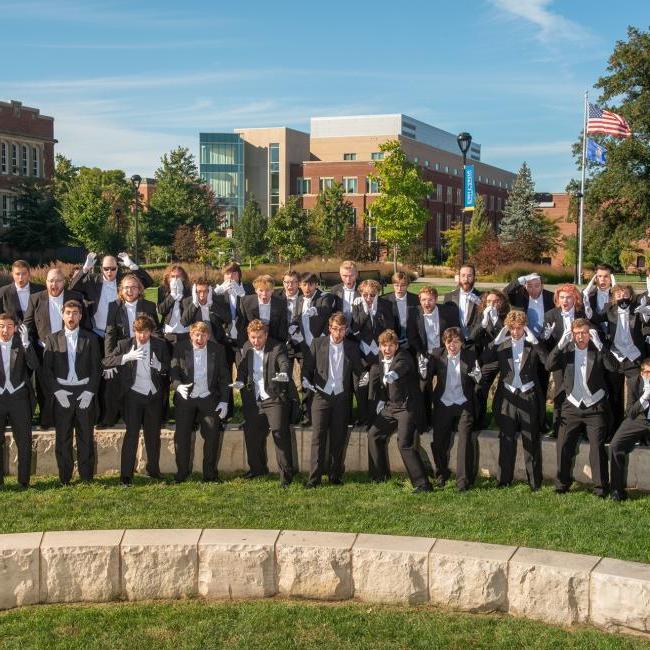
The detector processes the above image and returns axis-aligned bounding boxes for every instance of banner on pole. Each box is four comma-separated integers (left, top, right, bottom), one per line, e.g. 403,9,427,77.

463,164,475,212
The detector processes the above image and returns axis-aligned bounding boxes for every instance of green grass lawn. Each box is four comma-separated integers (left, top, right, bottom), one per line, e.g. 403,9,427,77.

0,600,646,650
1,473,648,563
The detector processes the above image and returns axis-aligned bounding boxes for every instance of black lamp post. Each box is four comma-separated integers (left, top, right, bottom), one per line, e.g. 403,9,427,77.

456,132,472,266
130,174,142,262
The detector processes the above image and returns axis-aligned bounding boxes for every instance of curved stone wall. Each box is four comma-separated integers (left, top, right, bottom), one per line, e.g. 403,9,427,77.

3,427,650,492
0,528,648,637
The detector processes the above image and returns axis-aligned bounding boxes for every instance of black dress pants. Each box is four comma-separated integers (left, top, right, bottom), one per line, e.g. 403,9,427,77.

368,405,431,490
431,402,476,489
121,389,163,479
174,394,222,481
0,387,32,485
556,400,609,493
242,394,293,481
610,416,650,493
495,389,542,489
308,391,350,483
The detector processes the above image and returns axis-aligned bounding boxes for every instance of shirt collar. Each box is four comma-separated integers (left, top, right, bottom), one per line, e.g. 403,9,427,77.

49,293,63,302
0,339,12,346
15,283,29,292
64,327,78,337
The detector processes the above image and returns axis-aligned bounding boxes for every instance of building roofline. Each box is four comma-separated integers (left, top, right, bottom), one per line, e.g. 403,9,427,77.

0,100,54,122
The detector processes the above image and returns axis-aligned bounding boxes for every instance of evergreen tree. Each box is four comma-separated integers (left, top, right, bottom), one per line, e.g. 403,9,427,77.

265,196,309,269
232,195,267,259
309,181,354,255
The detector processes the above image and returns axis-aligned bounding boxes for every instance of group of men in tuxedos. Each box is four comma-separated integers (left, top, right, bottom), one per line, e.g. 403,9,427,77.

0,255,647,501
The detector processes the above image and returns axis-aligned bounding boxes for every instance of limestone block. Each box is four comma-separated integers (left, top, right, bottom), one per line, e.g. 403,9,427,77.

121,528,201,601
0,532,42,609
429,539,516,612
198,529,279,599
627,445,650,492
573,439,595,485
140,428,177,474
352,533,434,604
93,429,125,476
33,432,59,477
590,558,650,635
276,530,356,600
344,426,367,473
508,547,600,625
209,427,246,474
476,430,500,479
40,530,123,603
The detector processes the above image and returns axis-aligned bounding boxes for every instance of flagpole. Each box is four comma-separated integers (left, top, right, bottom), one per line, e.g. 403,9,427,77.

577,90,588,284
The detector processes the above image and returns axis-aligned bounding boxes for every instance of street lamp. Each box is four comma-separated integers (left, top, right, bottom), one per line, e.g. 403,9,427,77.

456,132,472,267
130,174,142,262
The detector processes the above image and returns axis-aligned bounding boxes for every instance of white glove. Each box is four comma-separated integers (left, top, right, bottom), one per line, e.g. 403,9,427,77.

641,382,650,402
205,288,213,307
54,389,72,408
558,328,573,350
291,331,304,344
103,367,117,380
150,353,162,372
481,306,496,329
302,378,316,392
584,302,593,320
524,326,538,345
611,273,617,287
303,306,317,318
376,400,385,414
176,383,192,399
494,326,510,345
77,390,94,410
213,281,228,296
231,282,246,298
383,370,399,385
352,297,364,306
122,346,145,364
170,277,184,301
468,360,482,384
517,275,528,286
229,380,244,390
288,324,299,335
83,251,97,272
358,371,369,387
18,323,30,348
634,304,650,321
272,372,289,383
192,284,199,308
215,402,228,419
589,329,603,351
118,252,137,270
583,274,596,299
541,322,556,341
467,293,481,305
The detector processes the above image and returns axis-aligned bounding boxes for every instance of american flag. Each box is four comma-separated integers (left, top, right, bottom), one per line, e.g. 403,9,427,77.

586,104,632,138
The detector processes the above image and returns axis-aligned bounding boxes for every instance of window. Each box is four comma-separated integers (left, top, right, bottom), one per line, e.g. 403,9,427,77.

478,175,482,182
490,195,495,210
21,146,27,176
32,147,39,177
11,145,17,174
446,186,453,204
453,168,458,176
343,177,357,193
371,152,384,161
456,188,461,205
1,195,12,227
365,177,379,194
269,143,280,216
424,160,429,167
296,177,311,195
349,207,357,226
413,156,419,164
343,153,356,161
319,177,333,191
0,143,6,173
444,165,449,173
436,183,443,201
434,163,439,171
365,224,377,243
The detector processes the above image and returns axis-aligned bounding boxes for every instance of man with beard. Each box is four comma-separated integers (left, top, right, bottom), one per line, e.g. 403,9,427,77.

443,264,482,341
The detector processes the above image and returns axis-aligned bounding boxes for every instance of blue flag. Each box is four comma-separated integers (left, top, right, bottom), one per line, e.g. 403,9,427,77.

586,138,607,164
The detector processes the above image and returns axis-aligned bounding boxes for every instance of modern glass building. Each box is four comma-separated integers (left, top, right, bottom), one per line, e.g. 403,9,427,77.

199,132,244,227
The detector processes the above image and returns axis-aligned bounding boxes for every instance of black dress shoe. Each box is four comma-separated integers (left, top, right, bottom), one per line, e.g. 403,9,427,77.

148,471,164,480
496,482,511,488
555,486,569,494
120,477,133,487
280,477,292,489
304,481,320,489
529,484,541,492
202,475,221,483
610,489,628,502
243,470,268,480
435,476,447,488
592,488,609,499
412,484,433,494
329,478,344,486
456,484,469,492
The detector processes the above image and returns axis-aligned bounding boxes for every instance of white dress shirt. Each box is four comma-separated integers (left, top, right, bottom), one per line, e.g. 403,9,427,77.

164,298,188,335
423,310,440,353
342,287,356,318
560,308,575,334
258,301,271,324
0,340,23,393
596,289,609,313
567,346,604,407
124,300,138,337
504,337,535,394
613,309,641,361
323,339,344,395
301,297,315,347
93,279,117,333
48,293,64,334
132,341,155,396
395,295,408,335
252,347,270,400
189,346,210,398
59,327,88,386
286,293,298,321
227,290,238,339
441,354,467,406
458,290,472,326
15,283,30,315
199,303,211,322
526,294,545,334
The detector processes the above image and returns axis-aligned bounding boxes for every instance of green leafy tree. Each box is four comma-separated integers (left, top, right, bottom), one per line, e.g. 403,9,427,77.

1,179,69,262
367,140,433,271
172,224,196,261
499,162,560,262
53,154,79,207
442,195,491,267
309,181,354,255
570,26,650,271
144,147,218,247
60,167,131,253
232,195,267,259
265,196,310,269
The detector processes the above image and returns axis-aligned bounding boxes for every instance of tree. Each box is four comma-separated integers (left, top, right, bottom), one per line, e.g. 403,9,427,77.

335,225,375,262
499,162,560,262
265,197,310,269
1,179,69,261
144,147,219,247
570,26,650,271
172,224,197,261
232,195,267,259
60,167,131,253
367,140,433,271
442,195,491,267
309,181,354,255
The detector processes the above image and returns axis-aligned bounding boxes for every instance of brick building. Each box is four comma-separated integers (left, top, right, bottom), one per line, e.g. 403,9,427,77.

0,100,56,227
536,192,575,266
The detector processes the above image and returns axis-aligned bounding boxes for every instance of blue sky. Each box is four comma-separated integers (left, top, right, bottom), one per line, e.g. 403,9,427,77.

2,0,646,191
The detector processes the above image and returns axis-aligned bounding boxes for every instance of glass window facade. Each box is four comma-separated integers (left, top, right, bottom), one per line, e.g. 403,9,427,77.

199,133,244,228
269,143,280,216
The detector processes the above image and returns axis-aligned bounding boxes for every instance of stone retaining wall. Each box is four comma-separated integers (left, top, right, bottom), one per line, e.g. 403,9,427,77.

0,528,648,637
3,427,649,491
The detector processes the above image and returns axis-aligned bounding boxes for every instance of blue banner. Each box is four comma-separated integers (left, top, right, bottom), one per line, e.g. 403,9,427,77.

586,138,607,165
463,164,475,210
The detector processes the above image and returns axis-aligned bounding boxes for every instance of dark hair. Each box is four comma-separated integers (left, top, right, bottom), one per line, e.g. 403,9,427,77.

595,263,614,273
162,265,189,291
195,276,211,287
11,260,30,271
283,270,300,280
478,289,510,319
442,327,463,344
62,299,83,313
300,272,319,285
0,312,16,324
133,315,155,332
460,263,476,275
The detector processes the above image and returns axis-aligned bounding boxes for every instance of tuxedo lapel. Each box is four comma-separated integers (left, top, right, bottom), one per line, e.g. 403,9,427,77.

185,346,194,382
207,345,215,387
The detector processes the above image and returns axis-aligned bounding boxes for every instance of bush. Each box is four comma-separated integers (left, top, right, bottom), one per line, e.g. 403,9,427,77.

484,263,575,284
